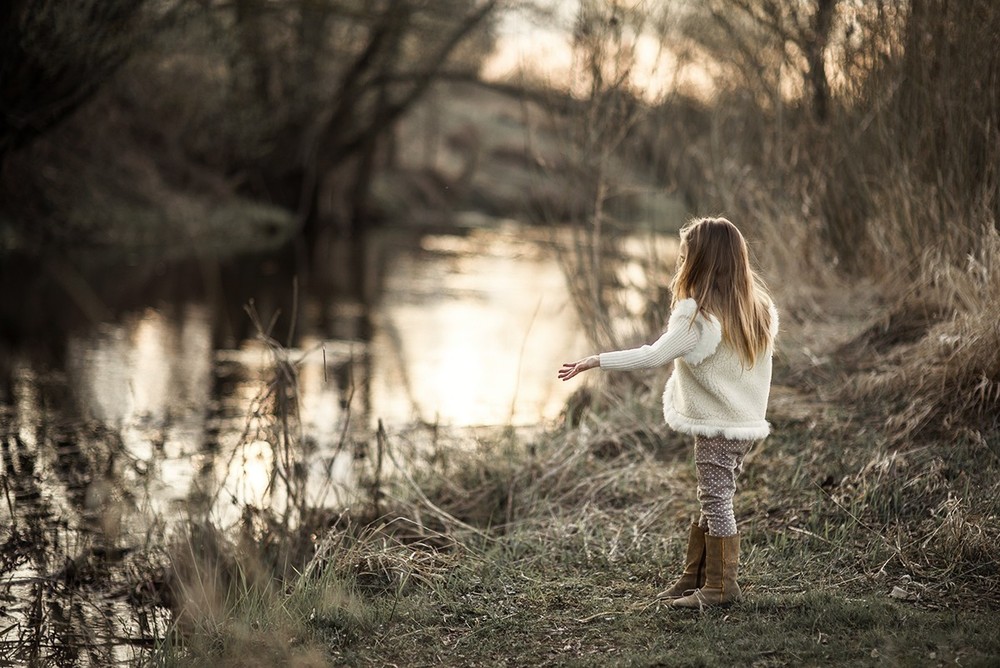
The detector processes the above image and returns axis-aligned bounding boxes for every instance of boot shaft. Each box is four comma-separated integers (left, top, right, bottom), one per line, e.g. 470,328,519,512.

704,533,740,597
658,523,707,599
670,533,741,608
683,523,707,579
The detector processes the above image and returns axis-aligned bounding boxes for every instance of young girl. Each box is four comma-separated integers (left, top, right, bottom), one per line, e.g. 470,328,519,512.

558,217,778,609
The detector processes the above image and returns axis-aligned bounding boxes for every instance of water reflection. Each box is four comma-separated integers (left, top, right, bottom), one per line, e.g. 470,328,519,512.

373,224,587,427
0,221,676,662
0,223,679,523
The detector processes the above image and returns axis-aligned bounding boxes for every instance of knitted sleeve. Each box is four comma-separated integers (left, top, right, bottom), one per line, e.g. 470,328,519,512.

598,298,708,371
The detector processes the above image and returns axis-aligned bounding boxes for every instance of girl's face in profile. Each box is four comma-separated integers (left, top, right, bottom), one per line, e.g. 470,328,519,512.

676,239,687,273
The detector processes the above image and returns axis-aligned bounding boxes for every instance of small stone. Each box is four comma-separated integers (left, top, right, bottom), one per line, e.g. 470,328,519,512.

890,585,914,600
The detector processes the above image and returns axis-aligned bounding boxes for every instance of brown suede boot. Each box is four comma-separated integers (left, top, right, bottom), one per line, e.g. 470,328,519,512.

670,533,741,609
656,524,706,599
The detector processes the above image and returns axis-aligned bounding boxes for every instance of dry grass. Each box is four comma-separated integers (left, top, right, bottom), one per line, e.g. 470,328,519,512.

145,278,1000,666
620,2,1000,462
154,521,372,668
839,226,1000,443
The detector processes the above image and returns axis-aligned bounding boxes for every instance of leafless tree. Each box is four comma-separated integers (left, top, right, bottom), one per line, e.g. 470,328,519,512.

0,0,183,165
223,0,501,236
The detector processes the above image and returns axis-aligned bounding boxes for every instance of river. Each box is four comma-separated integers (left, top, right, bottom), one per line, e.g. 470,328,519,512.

0,219,677,664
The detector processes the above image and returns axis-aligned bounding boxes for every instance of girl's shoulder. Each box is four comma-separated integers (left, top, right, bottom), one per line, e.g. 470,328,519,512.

669,298,722,365
669,298,719,326
669,297,699,320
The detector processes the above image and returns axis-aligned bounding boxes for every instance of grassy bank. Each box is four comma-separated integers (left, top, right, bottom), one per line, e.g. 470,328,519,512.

150,283,1000,667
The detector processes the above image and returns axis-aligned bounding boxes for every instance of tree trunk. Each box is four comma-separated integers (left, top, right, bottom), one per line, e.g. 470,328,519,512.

808,0,836,123
298,0,498,241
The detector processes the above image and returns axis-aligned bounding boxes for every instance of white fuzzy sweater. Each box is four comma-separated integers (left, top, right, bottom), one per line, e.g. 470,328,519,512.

598,298,779,440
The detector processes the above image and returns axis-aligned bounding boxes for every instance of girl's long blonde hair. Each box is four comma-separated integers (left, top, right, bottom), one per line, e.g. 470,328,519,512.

670,217,774,367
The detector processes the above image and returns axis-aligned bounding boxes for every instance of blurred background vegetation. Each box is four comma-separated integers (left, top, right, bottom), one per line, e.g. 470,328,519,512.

3,0,997,267
0,0,500,249
3,0,996,303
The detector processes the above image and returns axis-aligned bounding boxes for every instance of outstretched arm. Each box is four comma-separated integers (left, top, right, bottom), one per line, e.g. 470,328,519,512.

559,299,710,381
598,318,701,371
558,355,600,381
562,316,702,380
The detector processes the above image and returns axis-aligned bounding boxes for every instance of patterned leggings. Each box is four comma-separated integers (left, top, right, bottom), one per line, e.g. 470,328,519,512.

695,435,755,537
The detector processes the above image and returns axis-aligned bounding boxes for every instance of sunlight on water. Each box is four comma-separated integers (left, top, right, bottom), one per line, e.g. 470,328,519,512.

371,226,589,427
0,221,682,661
4,224,598,529
4,224,676,525
232,439,275,507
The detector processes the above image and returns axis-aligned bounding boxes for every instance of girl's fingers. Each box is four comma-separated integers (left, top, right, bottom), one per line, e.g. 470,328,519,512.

559,358,594,380
557,363,578,379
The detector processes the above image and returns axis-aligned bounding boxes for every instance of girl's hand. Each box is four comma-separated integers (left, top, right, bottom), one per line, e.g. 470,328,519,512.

558,355,599,381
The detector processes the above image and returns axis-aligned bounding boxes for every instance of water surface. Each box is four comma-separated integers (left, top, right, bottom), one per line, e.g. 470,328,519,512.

0,220,676,663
